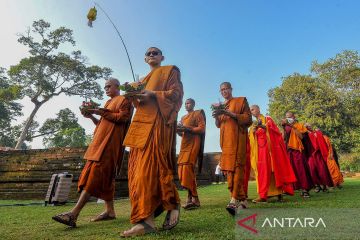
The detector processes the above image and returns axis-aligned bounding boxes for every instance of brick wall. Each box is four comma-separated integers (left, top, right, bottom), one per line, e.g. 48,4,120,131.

0,148,220,200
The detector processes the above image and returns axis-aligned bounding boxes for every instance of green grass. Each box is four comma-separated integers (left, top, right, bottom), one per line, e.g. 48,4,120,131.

0,178,359,240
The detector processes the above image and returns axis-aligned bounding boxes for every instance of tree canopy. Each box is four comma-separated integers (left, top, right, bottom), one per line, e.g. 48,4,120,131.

269,50,360,153
7,19,111,149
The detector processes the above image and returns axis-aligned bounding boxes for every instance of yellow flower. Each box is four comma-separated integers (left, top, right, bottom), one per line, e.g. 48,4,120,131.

87,7,97,27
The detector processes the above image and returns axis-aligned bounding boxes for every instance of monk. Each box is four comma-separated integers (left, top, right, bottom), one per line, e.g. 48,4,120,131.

177,98,206,210
52,78,133,227
281,112,313,198
212,82,252,216
121,47,183,237
321,135,344,188
249,105,296,203
303,124,333,192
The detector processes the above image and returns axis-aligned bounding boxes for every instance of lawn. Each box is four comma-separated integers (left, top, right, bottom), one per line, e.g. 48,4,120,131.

0,178,359,240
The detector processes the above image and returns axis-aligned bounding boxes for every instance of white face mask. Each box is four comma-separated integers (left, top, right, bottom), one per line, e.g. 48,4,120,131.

286,118,294,124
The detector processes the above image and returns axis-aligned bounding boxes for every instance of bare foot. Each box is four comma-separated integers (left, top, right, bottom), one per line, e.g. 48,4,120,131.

121,221,155,237
168,208,179,226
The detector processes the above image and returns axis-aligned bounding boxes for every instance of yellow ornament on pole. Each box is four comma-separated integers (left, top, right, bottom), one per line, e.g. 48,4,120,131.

87,7,97,27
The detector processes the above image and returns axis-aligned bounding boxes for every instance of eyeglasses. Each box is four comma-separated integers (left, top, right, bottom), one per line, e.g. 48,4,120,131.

145,51,160,57
104,85,112,90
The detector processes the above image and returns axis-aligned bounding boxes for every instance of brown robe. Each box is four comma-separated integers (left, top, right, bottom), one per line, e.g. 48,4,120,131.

78,95,132,201
177,110,206,197
217,97,252,200
123,65,183,224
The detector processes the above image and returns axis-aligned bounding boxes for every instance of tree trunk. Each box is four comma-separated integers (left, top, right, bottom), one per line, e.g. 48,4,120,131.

15,103,42,149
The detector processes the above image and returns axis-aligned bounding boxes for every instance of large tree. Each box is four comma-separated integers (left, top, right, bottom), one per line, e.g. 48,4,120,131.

8,20,111,149
268,50,360,153
0,68,23,147
38,108,87,148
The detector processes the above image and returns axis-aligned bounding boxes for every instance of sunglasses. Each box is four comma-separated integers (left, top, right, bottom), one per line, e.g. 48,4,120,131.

145,51,160,57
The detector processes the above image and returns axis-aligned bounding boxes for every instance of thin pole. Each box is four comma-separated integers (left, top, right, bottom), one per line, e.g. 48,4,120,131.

94,2,136,82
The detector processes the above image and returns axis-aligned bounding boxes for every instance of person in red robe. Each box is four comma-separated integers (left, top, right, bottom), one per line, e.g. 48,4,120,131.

303,124,334,192
281,112,313,198
250,105,296,203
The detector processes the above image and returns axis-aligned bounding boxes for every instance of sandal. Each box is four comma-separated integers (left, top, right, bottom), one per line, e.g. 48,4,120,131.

90,212,116,222
314,186,322,193
162,204,180,230
52,212,77,227
226,202,237,216
252,198,267,203
183,201,200,210
302,191,310,198
120,221,157,238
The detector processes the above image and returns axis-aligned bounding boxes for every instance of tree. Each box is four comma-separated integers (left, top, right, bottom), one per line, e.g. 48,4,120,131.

0,68,23,148
39,108,87,148
268,50,360,153
8,19,111,149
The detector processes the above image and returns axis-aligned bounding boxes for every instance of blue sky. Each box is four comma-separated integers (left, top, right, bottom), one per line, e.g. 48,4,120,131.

1,0,359,151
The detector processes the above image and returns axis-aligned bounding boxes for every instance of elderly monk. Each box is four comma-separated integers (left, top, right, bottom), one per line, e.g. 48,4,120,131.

212,82,252,216
177,98,206,210
321,135,344,188
52,78,133,227
249,105,296,203
281,112,313,198
303,124,333,192
121,47,183,237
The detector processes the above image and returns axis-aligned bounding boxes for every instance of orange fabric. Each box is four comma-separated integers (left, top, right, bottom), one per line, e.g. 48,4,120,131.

217,97,252,200
79,96,132,200
177,110,205,197
324,136,344,186
287,122,308,152
178,165,198,196
124,66,183,224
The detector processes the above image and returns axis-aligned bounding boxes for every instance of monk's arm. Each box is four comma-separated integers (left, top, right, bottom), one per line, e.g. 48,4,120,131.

190,113,206,134
235,98,252,127
101,99,132,123
88,115,99,125
153,68,183,121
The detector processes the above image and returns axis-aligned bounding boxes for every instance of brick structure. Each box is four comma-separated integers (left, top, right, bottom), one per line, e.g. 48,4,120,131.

0,148,221,200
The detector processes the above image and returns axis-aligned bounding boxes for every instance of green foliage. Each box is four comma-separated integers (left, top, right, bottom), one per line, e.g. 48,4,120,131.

40,108,87,148
339,153,360,172
6,19,112,148
0,68,22,147
268,50,360,153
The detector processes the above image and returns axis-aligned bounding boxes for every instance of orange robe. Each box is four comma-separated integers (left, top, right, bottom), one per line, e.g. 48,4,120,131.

322,135,344,186
177,110,206,197
249,115,296,199
78,96,132,201
217,97,252,200
123,65,183,224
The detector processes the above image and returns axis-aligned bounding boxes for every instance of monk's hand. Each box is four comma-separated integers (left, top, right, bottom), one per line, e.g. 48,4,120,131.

135,90,155,103
223,110,237,119
184,126,193,133
87,108,105,116
212,109,223,117
81,111,93,118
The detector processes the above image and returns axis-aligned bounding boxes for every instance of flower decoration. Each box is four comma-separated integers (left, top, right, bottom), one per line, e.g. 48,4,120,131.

79,100,100,114
119,81,145,97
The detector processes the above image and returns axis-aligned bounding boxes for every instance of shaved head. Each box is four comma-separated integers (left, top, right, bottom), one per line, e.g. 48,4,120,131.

106,77,120,87
250,105,261,117
220,82,232,89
